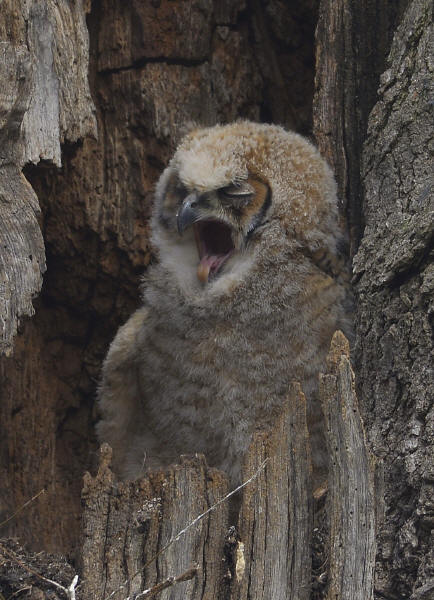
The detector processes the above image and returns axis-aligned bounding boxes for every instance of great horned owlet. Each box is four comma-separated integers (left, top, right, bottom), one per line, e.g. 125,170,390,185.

97,121,352,485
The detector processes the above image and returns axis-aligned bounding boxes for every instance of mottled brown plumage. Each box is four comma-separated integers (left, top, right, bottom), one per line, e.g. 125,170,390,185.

97,121,352,485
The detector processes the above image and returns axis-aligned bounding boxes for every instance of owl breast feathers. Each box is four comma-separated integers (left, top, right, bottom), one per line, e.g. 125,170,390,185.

97,121,352,485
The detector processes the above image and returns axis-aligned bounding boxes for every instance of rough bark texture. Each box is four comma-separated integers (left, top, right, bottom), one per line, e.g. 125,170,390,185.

314,0,433,596
320,331,377,600
313,0,409,252
0,0,432,598
0,0,96,553
81,446,229,600
0,334,374,600
0,0,96,355
232,383,312,600
0,165,45,356
0,40,44,357
353,1,434,597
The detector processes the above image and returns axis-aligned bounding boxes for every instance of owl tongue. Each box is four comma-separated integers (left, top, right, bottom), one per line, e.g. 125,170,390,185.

197,254,227,283
194,220,234,283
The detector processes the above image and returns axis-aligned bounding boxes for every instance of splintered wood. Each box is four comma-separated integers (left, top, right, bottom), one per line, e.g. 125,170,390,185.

81,446,229,600
80,387,313,600
0,44,45,356
80,333,377,599
320,331,377,600
233,383,313,600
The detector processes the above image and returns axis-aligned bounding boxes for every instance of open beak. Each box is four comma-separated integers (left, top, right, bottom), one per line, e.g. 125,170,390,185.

176,192,235,284
177,193,200,234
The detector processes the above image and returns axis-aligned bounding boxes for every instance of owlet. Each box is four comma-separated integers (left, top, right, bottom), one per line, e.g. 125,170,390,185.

97,121,352,485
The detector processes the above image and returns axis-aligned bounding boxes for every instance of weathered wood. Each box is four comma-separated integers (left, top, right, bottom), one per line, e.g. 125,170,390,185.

0,0,96,552
320,331,376,600
80,384,313,600
353,1,434,597
20,0,97,166
0,0,96,357
313,0,409,252
0,165,45,354
313,0,352,217
0,42,45,356
1,336,380,600
313,0,433,596
0,43,31,165
81,444,229,600
233,383,312,600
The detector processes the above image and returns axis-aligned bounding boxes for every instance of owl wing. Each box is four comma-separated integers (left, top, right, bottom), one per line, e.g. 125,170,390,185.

96,306,151,478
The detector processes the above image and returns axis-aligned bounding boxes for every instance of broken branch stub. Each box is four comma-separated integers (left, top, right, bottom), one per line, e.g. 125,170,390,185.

233,382,313,600
80,445,229,600
80,385,314,600
320,330,377,600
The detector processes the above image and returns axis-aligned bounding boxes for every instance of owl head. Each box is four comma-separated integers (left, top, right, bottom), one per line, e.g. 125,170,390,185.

151,121,340,298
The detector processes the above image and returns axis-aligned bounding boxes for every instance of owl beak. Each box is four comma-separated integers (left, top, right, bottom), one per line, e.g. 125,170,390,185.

177,193,201,234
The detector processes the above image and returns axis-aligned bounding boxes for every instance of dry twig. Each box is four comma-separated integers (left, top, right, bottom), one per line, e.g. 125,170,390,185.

0,542,78,600
0,489,45,530
127,566,197,599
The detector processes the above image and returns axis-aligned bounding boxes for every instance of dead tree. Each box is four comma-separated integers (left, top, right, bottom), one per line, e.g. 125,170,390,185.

0,1,432,599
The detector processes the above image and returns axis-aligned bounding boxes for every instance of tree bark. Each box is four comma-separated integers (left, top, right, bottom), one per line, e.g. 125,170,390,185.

320,332,377,600
1,333,378,600
353,1,433,597
0,0,96,553
0,1,432,598
314,1,433,595
313,0,410,252
232,383,312,600
314,0,434,595
0,42,44,357
81,447,229,600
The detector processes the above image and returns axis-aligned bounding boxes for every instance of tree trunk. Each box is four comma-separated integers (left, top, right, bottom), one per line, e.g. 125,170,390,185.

353,2,433,597
0,1,432,599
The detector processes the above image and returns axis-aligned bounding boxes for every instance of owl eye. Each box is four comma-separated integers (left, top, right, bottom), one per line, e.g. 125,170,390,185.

175,185,188,203
220,182,254,207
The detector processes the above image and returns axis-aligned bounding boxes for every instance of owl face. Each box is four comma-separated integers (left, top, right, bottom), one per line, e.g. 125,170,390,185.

156,169,270,284
151,121,339,298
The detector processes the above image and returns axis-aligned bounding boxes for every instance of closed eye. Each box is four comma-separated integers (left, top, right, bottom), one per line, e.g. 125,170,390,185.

219,182,254,207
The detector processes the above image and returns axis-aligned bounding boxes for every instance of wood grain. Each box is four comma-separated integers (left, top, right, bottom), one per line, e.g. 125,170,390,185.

320,331,377,600
232,383,313,600
81,445,229,600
